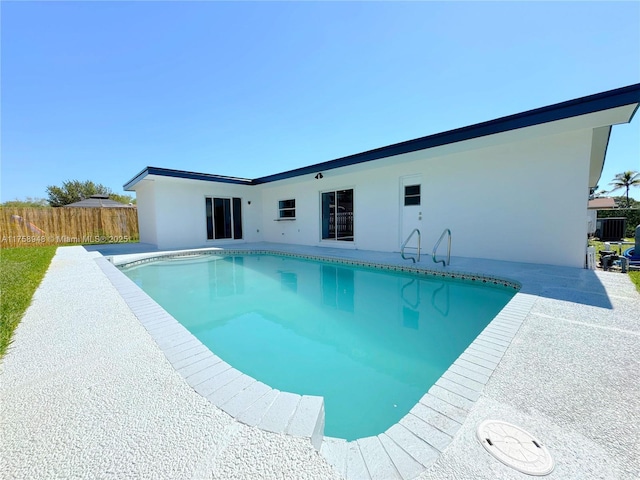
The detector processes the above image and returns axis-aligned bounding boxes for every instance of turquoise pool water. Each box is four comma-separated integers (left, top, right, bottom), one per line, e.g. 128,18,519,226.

122,254,515,440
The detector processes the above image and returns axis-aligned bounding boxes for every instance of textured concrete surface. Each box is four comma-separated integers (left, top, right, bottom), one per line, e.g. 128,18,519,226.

418,274,640,479
0,247,340,480
2,243,639,479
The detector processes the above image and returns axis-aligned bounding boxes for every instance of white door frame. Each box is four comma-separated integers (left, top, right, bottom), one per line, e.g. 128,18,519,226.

399,175,423,251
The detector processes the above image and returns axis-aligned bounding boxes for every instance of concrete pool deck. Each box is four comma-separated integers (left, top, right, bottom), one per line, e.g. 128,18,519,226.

1,243,639,479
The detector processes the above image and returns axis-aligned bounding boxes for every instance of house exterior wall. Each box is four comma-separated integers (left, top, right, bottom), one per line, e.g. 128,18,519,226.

132,128,593,268
419,129,591,267
146,178,262,250
135,181,158,246
259,165,399,252
258,129,592,268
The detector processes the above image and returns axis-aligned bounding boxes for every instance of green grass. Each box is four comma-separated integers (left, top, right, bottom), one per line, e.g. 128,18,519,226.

0,246,57,359
588,238,635,255
589,238,640,293
629,271,640,293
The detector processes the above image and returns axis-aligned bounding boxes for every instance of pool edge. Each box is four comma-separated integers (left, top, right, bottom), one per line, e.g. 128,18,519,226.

98,249,532,479
95,256,326,451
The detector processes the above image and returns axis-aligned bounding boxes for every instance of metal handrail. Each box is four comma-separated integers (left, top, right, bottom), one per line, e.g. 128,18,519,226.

401,228,421,263
432,228,451,266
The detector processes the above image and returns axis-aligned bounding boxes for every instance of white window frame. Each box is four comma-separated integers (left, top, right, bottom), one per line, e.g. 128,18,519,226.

320,188,355,242
278,199,296,220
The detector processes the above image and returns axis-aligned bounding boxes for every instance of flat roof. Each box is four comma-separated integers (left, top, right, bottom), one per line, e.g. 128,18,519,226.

124,83,640,191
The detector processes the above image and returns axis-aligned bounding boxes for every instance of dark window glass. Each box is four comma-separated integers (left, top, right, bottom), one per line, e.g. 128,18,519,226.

279,199,295,209
278,199,296,218
213,198,224,239
322,189,353,241
207,197,242,240
205,198,214,240
405,185,420,196
321,192,335,240
404,185,421,206
214,198,231,239
336,189,354,241
233,197,243,239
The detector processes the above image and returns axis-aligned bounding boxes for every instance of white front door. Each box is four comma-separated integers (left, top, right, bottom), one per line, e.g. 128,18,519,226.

400,175,423,252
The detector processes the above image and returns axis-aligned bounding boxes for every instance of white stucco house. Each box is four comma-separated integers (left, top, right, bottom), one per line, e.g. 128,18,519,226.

124,84,640,268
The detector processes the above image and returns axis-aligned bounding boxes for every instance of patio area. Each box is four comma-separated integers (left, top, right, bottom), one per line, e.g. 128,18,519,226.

1,243,638,479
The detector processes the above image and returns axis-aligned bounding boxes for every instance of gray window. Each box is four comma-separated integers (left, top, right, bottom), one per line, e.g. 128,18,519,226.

278,199,296,218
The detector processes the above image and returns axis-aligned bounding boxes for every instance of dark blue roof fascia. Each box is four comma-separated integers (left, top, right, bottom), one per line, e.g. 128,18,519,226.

124,166,253,191
252,83,640,184
124,83,640,190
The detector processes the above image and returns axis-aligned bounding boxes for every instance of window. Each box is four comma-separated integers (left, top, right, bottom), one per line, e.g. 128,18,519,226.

404,185,421,206
321,189,354,241
278,199,296,219
205,197,242,240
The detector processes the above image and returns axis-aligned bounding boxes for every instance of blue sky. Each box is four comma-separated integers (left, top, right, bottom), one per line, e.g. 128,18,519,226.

2,1,639,202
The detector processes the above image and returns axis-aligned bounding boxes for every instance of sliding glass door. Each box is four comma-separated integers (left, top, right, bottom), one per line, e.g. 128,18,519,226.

321,189,354,241
206,197,242,240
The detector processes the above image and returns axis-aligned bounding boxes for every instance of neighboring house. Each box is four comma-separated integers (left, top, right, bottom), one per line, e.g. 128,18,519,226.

124,84,640,268
587,197,616,235
588,198,616,209
65,195,133,208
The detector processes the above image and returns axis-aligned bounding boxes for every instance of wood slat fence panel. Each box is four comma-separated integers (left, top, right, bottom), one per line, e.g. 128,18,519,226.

0,207,139,247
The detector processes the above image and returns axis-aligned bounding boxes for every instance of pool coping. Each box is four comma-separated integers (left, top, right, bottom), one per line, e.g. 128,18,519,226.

100,248,534,479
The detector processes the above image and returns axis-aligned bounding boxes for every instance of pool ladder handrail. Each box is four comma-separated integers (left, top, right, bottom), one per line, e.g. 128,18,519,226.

432,228,451,266
401,228,421,263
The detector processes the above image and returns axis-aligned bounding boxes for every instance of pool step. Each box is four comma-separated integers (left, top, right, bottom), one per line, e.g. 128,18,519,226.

180,354,325,450
181,357,325,450
320,393,465,480
321,430,431,480
237,389,325,450
185,357,325,450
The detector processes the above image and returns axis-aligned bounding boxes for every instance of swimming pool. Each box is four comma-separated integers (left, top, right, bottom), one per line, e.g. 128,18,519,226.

121,253,515,440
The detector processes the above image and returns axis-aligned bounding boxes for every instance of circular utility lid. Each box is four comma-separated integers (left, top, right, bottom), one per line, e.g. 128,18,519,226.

477,420,554,476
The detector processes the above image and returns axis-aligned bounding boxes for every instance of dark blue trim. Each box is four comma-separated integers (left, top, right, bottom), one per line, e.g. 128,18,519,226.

124,166,252,191
124,83,640,190
123,167,150,191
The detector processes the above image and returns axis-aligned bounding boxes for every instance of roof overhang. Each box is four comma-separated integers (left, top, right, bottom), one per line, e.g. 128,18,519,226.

588,126,613,190
124,83,640,191
124,166,253,191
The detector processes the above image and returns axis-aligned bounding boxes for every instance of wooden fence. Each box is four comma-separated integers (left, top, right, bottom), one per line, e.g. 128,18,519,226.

0,207,139,247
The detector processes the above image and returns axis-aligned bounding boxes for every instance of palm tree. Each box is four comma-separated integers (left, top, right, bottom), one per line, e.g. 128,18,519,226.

608,171,640,208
